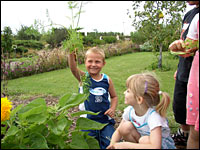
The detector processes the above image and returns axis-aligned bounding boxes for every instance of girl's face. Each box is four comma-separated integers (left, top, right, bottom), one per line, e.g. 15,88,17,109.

124,88,136,105
85,52,105,76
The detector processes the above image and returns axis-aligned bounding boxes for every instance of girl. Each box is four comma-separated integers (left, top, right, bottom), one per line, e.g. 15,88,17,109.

107,72,176,149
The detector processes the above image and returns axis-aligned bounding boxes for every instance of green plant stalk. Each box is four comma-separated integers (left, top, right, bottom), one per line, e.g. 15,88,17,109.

76,2,83,30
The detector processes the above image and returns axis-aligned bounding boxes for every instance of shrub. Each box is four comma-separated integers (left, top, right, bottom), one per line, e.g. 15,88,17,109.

139,41,153,52
103,36,117,44
15,46,28,54
93,39,105,45
13,40,44,50
2,41,135,80
45,28,69,48
130,31,146,45
83,36,94,46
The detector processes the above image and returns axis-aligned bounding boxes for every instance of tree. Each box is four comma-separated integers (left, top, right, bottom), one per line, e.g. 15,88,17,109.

130,30,147,45
16,24,41,41
1,26,13,57
128,1,186,69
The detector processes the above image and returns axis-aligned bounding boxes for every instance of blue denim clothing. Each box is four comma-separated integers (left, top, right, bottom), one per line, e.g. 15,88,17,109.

82,123,115,149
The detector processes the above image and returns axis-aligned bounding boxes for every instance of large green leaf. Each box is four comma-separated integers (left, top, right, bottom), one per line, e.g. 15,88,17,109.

69,131,89,149
86,137,100,149
46,133,67,149
47,119,59,135
30,132,49,149
28,124,48,137
18,105,47,120
10,104,23,117
58,93,88,111
76,117,108,130
18,98,46,114
26,113,48,124
47,117,69,135
57,117,68,132
71,110,100,117
6,126,19,137
58,93,72,107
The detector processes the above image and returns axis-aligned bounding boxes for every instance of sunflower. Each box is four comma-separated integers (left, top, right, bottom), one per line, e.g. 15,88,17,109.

1,97,12,122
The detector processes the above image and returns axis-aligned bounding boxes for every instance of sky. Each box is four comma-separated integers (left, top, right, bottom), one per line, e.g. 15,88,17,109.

1,1,195,36
1,1,135,35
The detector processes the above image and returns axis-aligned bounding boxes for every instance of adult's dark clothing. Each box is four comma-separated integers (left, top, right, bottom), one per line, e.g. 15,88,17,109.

173,6,199,124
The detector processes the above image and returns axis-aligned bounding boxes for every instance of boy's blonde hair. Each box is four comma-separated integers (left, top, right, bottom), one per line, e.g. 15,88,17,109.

126,72,170,117
85,47,105,62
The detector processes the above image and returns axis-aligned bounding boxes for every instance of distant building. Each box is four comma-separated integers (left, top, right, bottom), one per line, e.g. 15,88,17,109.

116,35,120,40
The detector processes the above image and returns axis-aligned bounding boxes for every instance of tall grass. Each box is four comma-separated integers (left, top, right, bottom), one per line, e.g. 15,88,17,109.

2,52,180,133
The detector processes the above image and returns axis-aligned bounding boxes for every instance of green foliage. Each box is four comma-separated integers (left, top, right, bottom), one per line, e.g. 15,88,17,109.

139,41,153,52
63,29,84,53
13,40,44,50
1,26,13,55
93,39,106,45
15,46,28,54
128,1,186,68
45,27,69,48
83,36,94,46
130,30,147,45
1,93,106,149
103,36,117,44
3,41,135,80
16,25,41,41
62,1,84,53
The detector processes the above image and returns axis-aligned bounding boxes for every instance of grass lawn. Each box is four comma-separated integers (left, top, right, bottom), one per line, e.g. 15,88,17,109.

2,51,180,133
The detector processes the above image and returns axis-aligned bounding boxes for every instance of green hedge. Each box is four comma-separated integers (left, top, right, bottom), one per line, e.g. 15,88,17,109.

103,36,117,44
13,40,44,50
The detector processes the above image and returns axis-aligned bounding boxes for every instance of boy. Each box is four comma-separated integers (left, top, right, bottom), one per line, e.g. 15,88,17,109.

68,47,118,149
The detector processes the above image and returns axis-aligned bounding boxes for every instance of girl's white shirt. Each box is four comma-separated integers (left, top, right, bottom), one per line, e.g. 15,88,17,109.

122,106,169,132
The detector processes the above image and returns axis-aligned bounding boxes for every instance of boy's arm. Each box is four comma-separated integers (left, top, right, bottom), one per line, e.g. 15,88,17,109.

109,78,118,111
104,78,118,118
68,51,85,82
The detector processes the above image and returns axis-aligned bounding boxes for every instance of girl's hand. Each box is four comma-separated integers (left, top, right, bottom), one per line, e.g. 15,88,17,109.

107,142,125,149
104,108,115,118
106,144,115,149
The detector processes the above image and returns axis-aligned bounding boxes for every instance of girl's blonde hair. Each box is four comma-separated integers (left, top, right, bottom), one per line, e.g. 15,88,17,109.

85,47,105,62
126,72,170,117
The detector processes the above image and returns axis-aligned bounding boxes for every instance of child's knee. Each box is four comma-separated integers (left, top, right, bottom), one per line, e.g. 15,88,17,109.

119,121,134,135
139,136,150,144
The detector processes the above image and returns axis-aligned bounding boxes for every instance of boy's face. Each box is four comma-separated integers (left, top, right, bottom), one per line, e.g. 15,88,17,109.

85,52,105,76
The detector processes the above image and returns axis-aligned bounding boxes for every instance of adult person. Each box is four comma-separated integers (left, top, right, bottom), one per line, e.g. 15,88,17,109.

168,1,199,147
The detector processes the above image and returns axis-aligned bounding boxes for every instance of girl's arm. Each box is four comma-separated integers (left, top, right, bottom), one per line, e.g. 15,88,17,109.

68,51,85,82
107,119,126,149
104,78,118,118
108,126,162,149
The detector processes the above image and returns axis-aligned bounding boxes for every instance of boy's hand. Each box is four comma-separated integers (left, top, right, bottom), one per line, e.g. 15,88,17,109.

69,51,77,61
104,108,115,118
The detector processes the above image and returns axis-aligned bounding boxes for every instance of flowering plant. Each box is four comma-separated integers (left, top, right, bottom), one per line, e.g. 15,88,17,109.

1,93,107,149
1,97,12,122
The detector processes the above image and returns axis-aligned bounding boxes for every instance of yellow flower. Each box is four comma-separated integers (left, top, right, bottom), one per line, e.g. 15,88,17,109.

159,12,164,18
1,97,12,122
